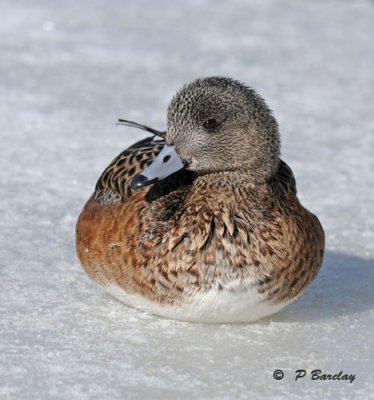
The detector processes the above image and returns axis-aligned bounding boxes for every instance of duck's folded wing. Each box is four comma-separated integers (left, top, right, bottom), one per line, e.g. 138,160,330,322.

95,136,165,203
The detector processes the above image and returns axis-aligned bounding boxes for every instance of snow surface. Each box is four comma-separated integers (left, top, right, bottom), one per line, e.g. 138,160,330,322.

1,0,374,399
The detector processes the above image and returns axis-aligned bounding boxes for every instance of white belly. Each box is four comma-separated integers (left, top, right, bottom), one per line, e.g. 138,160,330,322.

104,281,292,323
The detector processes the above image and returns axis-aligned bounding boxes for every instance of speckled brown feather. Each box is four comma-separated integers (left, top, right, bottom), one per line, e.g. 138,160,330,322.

76,136,324,307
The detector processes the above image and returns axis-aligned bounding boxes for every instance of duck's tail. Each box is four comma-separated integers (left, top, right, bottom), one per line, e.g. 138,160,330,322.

117,119,166,139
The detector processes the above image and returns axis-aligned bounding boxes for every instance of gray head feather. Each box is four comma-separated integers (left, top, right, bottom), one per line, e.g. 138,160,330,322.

166,76,280,182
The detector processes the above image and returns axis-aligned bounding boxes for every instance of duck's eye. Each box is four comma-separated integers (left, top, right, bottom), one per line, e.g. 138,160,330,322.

203,118,219,131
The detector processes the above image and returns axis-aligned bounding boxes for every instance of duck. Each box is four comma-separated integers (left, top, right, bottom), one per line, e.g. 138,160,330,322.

76,76,325,323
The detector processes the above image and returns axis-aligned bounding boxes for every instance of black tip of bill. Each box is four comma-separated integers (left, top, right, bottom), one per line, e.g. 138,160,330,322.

131,174,157,190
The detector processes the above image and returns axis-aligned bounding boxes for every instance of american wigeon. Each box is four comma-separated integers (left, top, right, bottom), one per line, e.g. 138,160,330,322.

76,77,324,322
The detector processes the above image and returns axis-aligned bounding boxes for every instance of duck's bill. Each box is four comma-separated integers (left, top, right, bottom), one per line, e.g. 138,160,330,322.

131,145,185,189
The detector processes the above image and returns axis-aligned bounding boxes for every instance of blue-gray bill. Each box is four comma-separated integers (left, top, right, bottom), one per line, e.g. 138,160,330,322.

131,145,185,189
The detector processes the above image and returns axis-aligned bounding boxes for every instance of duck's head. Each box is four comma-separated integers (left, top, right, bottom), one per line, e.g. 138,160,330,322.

132,76,280,189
